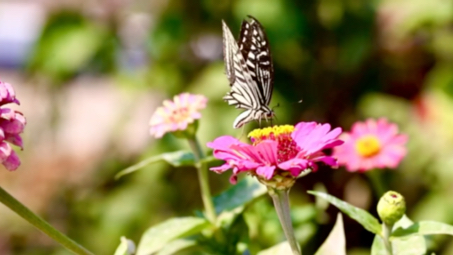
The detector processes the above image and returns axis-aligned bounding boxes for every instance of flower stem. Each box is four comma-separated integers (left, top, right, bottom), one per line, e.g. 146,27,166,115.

0,186,93,255
367,170,386,197
188,136,217,223
382,223,393,255
268,188,301,255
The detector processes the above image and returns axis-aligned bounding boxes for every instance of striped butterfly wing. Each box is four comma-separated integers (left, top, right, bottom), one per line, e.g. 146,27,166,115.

238,16,274,106
222,20,261,111
222,17,274,128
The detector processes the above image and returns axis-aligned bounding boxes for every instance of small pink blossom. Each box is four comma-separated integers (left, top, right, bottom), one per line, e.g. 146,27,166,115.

149,93,207,138
207,122,343,184
0,81,25,171
333,118,408,172
0,81,20,105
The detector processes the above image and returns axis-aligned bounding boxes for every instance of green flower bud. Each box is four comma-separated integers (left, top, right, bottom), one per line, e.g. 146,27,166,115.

377,191,406,226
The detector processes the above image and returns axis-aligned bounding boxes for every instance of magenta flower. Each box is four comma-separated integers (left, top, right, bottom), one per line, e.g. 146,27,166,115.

333,118,408,172
149,93,207,138
207,122,343,185
0,81,26,171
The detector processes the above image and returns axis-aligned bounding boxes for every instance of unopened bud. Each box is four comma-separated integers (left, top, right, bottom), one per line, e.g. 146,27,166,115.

377,191,406,226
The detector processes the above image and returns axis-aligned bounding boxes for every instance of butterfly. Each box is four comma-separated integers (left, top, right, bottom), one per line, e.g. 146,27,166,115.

222,16,274,129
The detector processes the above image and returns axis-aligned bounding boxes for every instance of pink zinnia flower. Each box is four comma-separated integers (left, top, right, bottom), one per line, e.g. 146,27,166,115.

207,122,343,186
0,81,26,171
149,93,207,138
333,118,408,172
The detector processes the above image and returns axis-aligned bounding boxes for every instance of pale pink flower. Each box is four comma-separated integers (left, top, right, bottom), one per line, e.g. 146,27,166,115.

333,118,408,172
207,122,343,185
149,93,207,138
0,81,26,171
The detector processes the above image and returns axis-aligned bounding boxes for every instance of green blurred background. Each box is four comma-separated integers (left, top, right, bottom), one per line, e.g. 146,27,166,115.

1,0,453,254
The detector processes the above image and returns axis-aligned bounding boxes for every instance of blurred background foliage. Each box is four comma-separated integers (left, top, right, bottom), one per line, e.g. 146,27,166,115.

1,0,453,254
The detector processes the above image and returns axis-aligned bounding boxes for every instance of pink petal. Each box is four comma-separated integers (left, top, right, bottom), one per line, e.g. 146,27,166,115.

2,150,20,171
256,165,276,180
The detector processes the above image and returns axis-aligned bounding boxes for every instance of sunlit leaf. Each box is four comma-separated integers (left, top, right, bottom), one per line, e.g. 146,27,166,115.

372,215,427,255
113,237,135,255
115,151,195,179
371,235,387,255
308,191,381,235
213,177,267,214
156,239,197,255
136,217,210,255
392,221,453,238
257,241,292,255
315,213,346,255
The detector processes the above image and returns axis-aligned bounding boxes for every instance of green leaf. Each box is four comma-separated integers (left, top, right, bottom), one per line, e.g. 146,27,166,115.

213,177,267,214
115,151,195,179
371,233,427,255
315,213,346,255
136,217,210,255
156,239,197,255
223,214,249,254
161,151,196,166
392,221,453,238
114,237,135,255
371,215,427,255
308,191,381,235
257,241,292,255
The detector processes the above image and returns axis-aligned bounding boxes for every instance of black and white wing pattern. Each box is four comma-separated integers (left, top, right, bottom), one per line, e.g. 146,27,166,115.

222,16,274,129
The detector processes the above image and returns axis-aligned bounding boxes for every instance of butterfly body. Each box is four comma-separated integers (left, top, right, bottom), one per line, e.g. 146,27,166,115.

222,16,274,128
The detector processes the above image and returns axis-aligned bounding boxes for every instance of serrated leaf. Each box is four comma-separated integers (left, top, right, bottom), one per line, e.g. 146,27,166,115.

308,191,381,235
114,237,135,255
257,241,292,255
115,151,195,179
392,221,453,238
136,217,210,255
315,213,346,255
213,177,267,214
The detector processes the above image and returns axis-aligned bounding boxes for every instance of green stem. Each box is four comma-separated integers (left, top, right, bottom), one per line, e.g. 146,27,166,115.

268,188,301,255
382,223,393,255
0,186,93,255
367,170,386,197
188,136,217,223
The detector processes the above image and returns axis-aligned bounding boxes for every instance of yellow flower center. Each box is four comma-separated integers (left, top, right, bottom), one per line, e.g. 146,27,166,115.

355,135,381,157
168,107,190,123
248,125,294,142
248,125,297,162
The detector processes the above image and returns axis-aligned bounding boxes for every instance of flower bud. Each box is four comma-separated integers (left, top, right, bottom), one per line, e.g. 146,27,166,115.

377,191,406,226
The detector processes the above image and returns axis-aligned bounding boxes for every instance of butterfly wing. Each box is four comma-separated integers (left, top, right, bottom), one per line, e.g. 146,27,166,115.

238,16,274,106
222,18,274,128
222,20,261,111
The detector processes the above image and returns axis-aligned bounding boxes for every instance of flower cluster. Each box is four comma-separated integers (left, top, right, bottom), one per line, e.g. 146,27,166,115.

0,81,26,171
333,118,407,172
207,122,343,187
149,93,207,138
